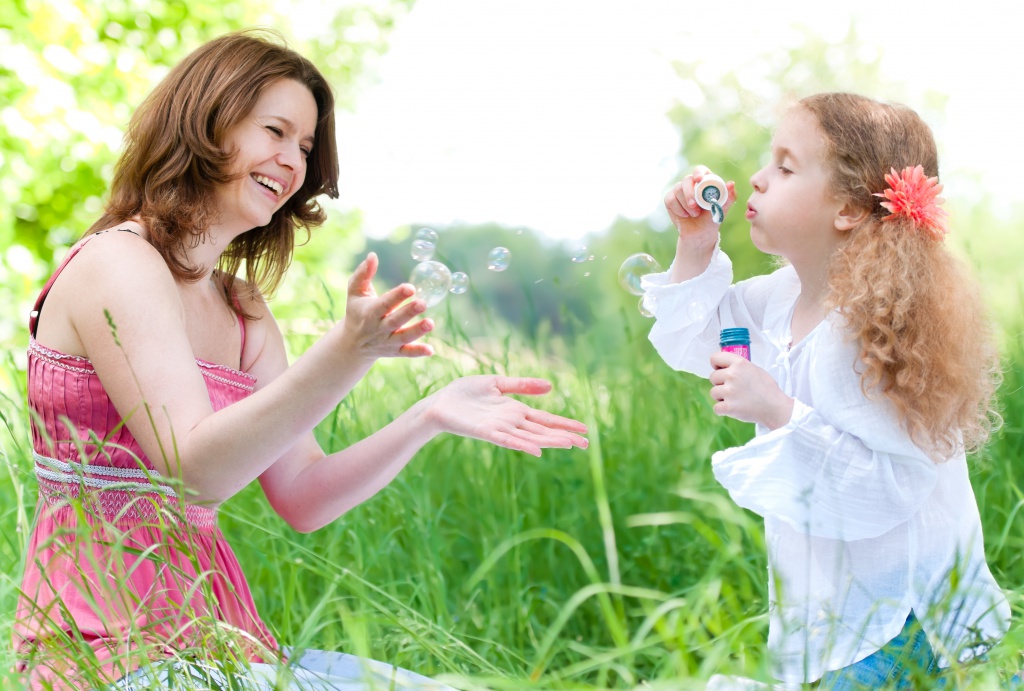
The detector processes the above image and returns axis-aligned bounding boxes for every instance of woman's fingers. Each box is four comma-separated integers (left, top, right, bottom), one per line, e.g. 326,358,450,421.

380,293,427,331
489,430,543,458
390,319,434,349
374,283,418,320
517,419,586,448
347,252,379,296
492,376,553,396
398,341,434,357
517,405,588,434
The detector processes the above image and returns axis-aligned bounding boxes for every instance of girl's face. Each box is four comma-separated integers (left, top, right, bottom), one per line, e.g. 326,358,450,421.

746,107,846,268
214,78,318,234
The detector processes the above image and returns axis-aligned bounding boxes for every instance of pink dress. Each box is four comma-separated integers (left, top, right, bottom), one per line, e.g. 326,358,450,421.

14,232,278,689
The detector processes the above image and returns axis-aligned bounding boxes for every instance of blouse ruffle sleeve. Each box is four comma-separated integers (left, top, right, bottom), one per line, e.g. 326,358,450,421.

710,322,939,542
642,238,735,379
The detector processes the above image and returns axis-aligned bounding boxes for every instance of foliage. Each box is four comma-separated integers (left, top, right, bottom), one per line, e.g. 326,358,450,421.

0,0,414,364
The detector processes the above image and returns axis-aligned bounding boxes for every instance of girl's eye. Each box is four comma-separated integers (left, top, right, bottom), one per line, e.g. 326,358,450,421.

267,126,283,136
300,147,311,158
778,166,793,175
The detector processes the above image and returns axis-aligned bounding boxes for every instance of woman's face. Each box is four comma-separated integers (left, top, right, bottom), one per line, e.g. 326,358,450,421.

215,78,318,233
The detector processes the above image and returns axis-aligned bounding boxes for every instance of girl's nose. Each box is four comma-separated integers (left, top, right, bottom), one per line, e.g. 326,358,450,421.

750,167,766,193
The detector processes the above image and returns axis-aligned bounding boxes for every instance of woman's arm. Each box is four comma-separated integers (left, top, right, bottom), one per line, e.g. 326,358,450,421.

70,234,433,505
257,376,587,533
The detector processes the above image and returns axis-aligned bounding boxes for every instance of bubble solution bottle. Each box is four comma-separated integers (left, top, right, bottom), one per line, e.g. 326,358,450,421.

720,327,751,360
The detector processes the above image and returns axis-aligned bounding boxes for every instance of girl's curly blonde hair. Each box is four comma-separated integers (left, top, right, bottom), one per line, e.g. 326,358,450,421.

800,93,1000,459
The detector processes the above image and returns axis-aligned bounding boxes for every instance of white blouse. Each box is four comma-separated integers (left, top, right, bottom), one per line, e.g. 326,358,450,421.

642,240,1009,684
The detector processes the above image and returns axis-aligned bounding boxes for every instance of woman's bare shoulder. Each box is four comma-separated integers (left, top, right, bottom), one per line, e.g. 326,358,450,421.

37,224,181,356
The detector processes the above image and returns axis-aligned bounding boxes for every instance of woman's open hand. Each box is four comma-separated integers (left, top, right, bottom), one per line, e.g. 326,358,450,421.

340,252,435,362
424,376,589,457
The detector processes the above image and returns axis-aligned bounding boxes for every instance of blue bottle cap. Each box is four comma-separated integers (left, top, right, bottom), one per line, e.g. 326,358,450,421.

719,327,750,346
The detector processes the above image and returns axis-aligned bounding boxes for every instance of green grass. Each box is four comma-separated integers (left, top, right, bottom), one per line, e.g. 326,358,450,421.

1,294,1023,689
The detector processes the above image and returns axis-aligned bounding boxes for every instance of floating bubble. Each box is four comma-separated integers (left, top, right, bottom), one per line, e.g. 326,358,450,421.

618,253,663,296
411,238,436,261
409,260,452,308
570,244,591,263
414,227,439,244
450,271,469,294
487,247,510,272
639,295,655,318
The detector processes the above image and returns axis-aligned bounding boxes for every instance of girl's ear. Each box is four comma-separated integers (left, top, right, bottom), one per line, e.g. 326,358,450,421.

834,202,871,232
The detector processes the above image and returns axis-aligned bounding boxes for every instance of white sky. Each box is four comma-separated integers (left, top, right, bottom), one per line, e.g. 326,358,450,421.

292,0,1024,241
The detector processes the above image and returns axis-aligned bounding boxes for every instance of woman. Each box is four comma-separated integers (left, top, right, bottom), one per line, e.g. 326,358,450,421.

15,30,587,690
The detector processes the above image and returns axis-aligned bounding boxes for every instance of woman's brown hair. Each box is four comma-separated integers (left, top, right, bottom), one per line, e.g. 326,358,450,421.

800,92,1000,458
88,29,339,310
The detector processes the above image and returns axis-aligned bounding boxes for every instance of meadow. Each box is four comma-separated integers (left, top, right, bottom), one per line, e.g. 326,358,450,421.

1,257,1022,689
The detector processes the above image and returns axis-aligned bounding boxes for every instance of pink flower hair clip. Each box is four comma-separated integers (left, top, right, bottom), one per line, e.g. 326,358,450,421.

874,165,949,241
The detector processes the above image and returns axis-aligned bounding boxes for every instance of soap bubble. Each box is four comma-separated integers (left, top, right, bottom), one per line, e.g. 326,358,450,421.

618,253,662,296
411,228,438,261
414,227,439,244
411,238,436,261
570,244,591,263
638,295,655,318
450,271,469,294
409,261,452,308
487,247,510,272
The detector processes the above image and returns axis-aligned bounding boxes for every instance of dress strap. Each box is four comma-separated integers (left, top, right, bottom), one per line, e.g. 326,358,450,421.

29,228,141,338
232,292,247,354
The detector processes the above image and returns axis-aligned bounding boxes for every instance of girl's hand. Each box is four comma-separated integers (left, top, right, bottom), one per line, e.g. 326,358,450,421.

424,376,589,457
341,252,434,361
664,166,738,241
708,352,794,430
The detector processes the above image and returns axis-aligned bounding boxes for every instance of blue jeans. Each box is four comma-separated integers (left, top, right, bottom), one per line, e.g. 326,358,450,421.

817,612,946,690
102,649,453,690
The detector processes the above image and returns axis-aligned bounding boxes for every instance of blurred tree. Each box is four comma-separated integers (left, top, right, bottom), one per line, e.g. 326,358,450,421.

0,0,414,357
344,24,985,375
0,0,414,265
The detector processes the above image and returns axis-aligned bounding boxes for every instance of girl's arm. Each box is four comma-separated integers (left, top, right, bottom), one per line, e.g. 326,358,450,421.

706,331,939,542
710,399,938,541
71,234,433,505
663,167,737,283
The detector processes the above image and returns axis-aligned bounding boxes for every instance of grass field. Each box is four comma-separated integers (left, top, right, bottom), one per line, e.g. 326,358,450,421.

1,281,1022,689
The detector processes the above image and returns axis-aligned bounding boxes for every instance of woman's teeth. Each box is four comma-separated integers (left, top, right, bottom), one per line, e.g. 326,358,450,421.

252,174,283,196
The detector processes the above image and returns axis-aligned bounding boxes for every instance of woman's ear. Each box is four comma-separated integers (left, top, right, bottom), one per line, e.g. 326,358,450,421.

834,202,871,232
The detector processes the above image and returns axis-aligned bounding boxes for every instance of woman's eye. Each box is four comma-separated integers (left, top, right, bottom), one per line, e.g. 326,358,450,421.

267,126,283,136
778,166,793,175
300,147,311,158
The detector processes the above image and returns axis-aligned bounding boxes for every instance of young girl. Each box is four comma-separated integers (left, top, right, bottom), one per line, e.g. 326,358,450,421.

15,31,588,690
643,93,1009,688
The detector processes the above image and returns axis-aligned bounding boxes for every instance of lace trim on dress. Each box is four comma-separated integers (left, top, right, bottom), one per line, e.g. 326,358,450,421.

28,340,96,374
33,452,217,528
28,339,256,393
196,359,256,392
